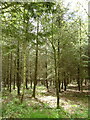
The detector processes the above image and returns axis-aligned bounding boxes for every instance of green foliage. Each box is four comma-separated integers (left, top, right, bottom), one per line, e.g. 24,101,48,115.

70,108,88,118
2,99,69,118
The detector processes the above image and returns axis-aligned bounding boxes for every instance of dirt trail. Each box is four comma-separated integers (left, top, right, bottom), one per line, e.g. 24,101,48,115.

37,95,80,114
36,85,88,114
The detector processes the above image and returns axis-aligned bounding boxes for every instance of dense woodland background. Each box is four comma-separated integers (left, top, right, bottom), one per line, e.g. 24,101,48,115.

1,1,90,118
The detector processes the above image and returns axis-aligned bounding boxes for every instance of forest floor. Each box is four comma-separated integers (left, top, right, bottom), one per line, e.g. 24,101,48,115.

2,83,89,118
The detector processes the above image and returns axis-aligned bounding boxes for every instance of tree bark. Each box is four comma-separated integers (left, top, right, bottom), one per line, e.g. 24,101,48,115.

51,15,59,109
64,72,67,91
45,50,49,92
77,67,81,91
9,52,12,92
32,17,39,98
58,38,61,92
17,40,20,95
61,80,63,89
21,44,26,103
13,59,16,89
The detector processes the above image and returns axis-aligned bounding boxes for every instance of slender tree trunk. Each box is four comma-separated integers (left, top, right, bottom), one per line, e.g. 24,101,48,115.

51,15,59,109
3,57,7,88
3,59,7,88
21,44,26,103
81,81,83,92
64,72,67,91
7,54,10,90
21,5,29,102
26,77,28,89
26,50,29,89
13,74,15,89
77,67,81,91
61,80,63,89
32,17,39,98
58,39,61,92
79,18,82,92
45,50,49,92
30,70,32,88
29,62,32,88
9,52,12,92
17,40,20,95
54,51,59,108
13,59,16,89
59,80,61,92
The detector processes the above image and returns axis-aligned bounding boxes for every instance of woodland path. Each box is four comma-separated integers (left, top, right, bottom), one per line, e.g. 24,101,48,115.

24,84,88,115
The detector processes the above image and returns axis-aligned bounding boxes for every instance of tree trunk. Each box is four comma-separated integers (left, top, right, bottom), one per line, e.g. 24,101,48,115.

9,52,12,92
30,63,32,88
13,74,15,89
77,67,81,91
32,17,39,98
51,16,59,109
6,55,9,90
17,40,20,95
7,54,10,90
26,77,28,89
13,59,16,89
45,54,49,91
54,52,59,108
64,72,67,91
21,44,26,103
59,80,61,92
61,81,63,89
58,38,61,93
21,6,29,102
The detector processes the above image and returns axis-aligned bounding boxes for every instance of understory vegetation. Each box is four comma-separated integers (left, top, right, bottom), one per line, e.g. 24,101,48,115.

2,85,88,118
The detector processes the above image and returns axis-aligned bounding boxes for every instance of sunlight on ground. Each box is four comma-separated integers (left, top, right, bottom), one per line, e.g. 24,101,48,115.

2,85,88,118
39,96,57,108
35,85,88,114
37,95,84,114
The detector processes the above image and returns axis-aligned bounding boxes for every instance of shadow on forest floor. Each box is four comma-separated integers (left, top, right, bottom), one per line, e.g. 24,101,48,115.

2,84,88,118
33,84,88,110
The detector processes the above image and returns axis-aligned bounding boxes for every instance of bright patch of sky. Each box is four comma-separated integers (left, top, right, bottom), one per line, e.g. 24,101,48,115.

63,0,89,21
